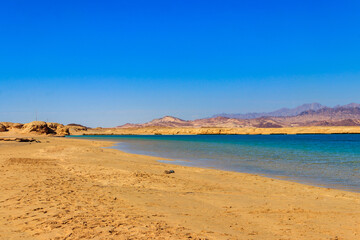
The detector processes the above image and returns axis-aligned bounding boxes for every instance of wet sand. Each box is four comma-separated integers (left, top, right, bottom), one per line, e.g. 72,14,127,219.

0,136,359,239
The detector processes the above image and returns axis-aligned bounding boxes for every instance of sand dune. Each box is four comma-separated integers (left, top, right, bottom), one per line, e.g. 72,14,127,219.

0,136,360,239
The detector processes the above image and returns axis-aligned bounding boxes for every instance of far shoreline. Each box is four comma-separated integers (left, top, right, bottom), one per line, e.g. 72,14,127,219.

67,126,360,136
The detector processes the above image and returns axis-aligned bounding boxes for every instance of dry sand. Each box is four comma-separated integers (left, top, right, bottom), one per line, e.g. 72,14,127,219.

0,135,360,239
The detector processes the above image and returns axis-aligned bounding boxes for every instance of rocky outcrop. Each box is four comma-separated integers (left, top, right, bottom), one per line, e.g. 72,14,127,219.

0,137,40,142
12,123,24,129
0,123,6,132
22,121,53,134
56,126,70,136
67,124,88,134
46,122,63,130
0,122,23,130
20,121,69,135
0,122,13,129
47,122,70,136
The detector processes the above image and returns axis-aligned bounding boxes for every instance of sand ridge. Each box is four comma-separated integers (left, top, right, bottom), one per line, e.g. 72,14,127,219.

0,137,360,239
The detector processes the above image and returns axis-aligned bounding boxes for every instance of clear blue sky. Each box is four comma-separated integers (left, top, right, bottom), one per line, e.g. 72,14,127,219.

0,0,359,127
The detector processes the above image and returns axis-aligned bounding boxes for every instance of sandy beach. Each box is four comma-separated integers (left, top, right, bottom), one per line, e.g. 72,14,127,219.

0,135,359,239
3,0,360,238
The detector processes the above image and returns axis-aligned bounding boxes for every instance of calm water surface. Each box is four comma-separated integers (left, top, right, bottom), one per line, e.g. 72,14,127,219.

69,134,360,191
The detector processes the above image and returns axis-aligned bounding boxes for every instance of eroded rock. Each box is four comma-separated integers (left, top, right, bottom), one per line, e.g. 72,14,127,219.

164,170,175,174
0,123,7,132
22,121,54,134
56,126,70,136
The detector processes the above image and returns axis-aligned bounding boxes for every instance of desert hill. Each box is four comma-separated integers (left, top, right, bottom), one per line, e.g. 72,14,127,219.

118,103,360,129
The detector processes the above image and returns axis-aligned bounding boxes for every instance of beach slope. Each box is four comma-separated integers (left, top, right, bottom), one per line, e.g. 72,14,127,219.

0,136,359,239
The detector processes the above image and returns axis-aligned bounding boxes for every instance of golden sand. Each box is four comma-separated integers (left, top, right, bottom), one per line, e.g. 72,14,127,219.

0,136,359,239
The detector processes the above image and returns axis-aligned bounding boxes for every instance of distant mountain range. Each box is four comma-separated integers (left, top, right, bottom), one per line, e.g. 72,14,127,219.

118,116,285,129
118,103,360,128
214,103,336,119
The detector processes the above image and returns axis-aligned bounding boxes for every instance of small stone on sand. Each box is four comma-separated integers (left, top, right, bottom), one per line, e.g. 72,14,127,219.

164,170,175,174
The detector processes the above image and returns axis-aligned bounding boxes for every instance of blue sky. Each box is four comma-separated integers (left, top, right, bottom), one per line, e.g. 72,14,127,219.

0,0,359,127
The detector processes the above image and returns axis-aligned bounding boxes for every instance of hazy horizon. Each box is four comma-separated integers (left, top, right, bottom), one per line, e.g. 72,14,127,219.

1,1,360,127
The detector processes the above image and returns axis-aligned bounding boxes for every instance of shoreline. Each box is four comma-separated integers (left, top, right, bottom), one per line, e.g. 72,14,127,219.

71,135,360,193
1,136,360,239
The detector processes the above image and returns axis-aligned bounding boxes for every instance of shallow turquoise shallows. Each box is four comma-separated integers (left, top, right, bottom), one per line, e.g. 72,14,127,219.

69,134,360,192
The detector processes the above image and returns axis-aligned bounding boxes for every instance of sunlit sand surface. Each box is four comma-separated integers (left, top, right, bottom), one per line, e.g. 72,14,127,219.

0,136,359,239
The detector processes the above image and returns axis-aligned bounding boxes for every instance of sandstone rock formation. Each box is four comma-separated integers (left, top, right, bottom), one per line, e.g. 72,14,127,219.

20,121,69,136
67,124,88,134
0,122,24,130
47,122,70,136
0,123,6,132
0,122,13,129
22,121,53,134
12,123,24,129
46,122,63,129
56,126,70,136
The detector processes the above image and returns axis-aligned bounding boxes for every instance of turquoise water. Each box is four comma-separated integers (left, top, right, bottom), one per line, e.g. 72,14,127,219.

69,135,360,191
